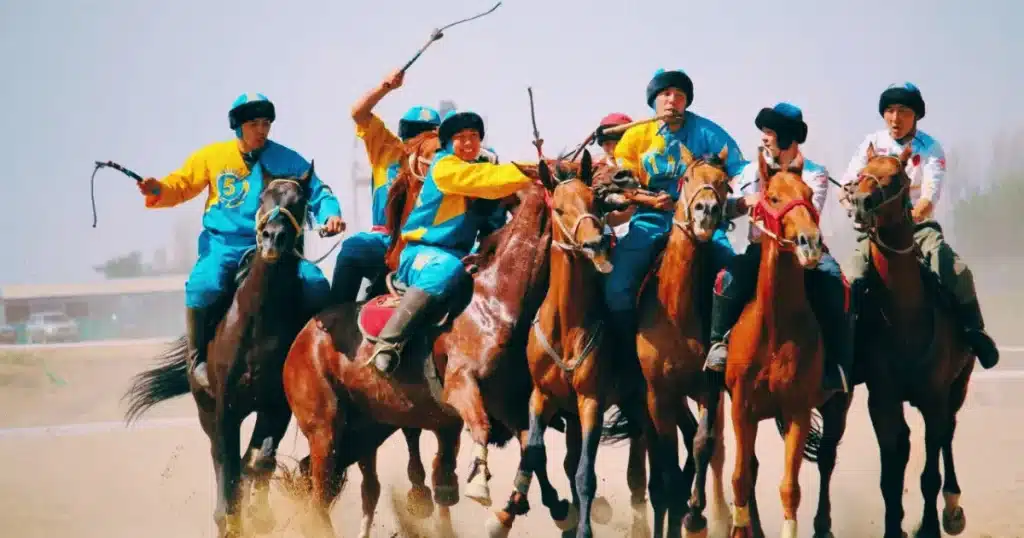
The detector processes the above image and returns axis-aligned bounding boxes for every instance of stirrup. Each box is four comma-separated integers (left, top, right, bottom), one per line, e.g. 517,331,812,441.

364,340,404,367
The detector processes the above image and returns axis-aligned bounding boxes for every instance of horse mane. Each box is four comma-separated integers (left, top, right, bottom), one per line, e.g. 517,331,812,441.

383,130,441,250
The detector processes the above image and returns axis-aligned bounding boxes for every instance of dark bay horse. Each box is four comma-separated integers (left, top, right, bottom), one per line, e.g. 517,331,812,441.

280,165,570,537
846,143,971,538
724,152,851,538
623,145,734,538
484,150,640,538
123,163,326,538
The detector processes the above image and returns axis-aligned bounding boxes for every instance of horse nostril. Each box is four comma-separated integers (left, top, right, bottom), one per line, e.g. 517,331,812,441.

694,202,705,212
261,229,271,240
798,234,809,246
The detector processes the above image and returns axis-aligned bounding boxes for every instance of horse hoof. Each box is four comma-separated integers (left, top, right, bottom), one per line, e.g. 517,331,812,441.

246,506,276,534
406,485,435,519
811,532,835,538
434,483,460,507
465,480,492,507
942,505,966,535
219,513,244,538
554,503,579,531
682,511,708,536
591,496,613,525
485,511,513,538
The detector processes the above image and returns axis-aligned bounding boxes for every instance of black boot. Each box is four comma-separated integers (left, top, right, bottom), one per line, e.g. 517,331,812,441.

330,262,366,305
369,288,435,375
186,307,212,390
958,300,999,369
703,291,745,373
607,309,644,403
819,310,852,394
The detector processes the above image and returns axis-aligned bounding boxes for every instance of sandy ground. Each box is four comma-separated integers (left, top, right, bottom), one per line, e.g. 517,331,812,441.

1,343,1022,538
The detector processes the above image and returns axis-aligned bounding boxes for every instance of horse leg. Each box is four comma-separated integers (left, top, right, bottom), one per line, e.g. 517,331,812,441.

431,425,462,538
303,408,347,538
728,399,758,538
778,410,811,538
940,370,970,536
912,402,950,538
401,427,435,519
646,392,685,538
572,393,605,538
241,405,292,534
627,433,652,538
213,410,245,538
811,395,852,538
685,389,726,538
444,370,495,506
868,395,912,538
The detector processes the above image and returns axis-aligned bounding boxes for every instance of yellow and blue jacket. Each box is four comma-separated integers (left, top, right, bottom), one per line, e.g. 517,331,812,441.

615,111,747,201
401,150,531,253
145,139,341,244
356,114,405,228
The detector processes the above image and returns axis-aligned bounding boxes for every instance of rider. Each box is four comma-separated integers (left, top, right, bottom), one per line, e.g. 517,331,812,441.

840,82,999,369
369,109,535,374
137,92,345,390
608,69,747,368
595,113,635,238
703,102,851,393
331,69,441,304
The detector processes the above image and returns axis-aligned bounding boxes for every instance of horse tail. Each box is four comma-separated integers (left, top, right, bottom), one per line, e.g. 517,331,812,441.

122,335,191,425
773,408,824,463
600,405,639,446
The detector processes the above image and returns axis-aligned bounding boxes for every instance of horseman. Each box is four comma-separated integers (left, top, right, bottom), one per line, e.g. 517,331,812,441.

136,92,345,390
368,109,535,375
607,69,746,367
703,102,852,393
595,112,635,238
331,69,441,304
839,82,999,369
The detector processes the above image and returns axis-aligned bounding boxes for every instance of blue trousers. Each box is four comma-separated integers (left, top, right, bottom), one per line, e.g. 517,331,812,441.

604,210,735,313
185,231,331,311
331,230,391,302
395,242,470,299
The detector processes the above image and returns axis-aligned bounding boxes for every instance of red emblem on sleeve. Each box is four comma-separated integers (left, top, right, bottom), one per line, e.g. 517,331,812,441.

936,158,946,170
911,154,921,166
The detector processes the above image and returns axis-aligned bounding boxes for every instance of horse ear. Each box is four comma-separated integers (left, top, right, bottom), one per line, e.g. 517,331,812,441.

679,143,695,166
788,152,805,175
537,160,557,191
717,143,729,163
300,159,315,182
898,144,913,165
865,142,877,160
580,149,593,186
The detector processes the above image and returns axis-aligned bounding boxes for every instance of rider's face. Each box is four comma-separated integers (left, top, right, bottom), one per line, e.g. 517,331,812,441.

655,88,688,116
451,129,482,161
241,118,271,151
760,128,781,157
883,105,916,140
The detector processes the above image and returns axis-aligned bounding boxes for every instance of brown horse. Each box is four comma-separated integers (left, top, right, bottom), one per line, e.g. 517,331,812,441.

281,163,573,537
616,144,733,538
382,130,439,273
123,163,325,538
482,150,645,538
724,151,846,538
845,143,971,538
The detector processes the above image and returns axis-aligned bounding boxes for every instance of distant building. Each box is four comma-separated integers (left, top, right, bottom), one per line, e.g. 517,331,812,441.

0,275,187,343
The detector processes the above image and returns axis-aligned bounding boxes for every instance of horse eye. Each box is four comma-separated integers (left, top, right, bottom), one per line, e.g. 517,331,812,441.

770,196,780,204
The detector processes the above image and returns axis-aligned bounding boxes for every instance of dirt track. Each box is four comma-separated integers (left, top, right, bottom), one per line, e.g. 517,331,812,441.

1,343,1022,537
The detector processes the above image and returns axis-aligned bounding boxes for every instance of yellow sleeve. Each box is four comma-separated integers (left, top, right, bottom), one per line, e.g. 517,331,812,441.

356,114,404,171
613,124,650,185
145,148,211,208
431,154,533,199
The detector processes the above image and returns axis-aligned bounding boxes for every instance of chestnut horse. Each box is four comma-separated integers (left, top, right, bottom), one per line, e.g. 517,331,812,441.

281,164,575,537
123,163,326,538
845,143,971,538
621,145,734,538
724,151,851,538
483,150,646,538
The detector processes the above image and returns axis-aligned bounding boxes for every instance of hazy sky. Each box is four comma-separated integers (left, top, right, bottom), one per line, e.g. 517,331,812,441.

1,0,1021,285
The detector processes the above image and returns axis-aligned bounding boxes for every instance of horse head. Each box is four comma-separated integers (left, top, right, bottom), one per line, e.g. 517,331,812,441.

536,149,613,273
845,142,913,231
383,131,443,270
255,161,314,263
752,150,822,268
674,143,733,242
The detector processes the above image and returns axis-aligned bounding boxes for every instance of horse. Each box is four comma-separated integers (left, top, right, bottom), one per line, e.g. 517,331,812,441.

481,150,646,538
381,130,438,273
280,160,582,538
123,162,326,538
845,142,971,538
723,150,851,538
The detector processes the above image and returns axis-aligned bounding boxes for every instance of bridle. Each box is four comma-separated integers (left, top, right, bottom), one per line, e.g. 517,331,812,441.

671,159,731,238
845,155,915,255
750,169,820,251
254,178,343,263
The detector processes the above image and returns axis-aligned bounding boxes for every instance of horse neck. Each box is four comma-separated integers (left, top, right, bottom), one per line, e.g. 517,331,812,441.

870,217,927,321
234,254,303,326
547,243,600,335
655,224,703,322
754,240,810,348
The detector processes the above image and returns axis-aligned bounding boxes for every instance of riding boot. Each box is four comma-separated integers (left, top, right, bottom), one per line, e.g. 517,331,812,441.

369,287,435,375
607,309,644,404
186,306,211,390
957,300,999,369
818,309,852,395
703,291,745,373
330,261,365,305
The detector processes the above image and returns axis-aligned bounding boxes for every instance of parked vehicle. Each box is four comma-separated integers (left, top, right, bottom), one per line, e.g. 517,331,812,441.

25,311,80,343
0,323,16,344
